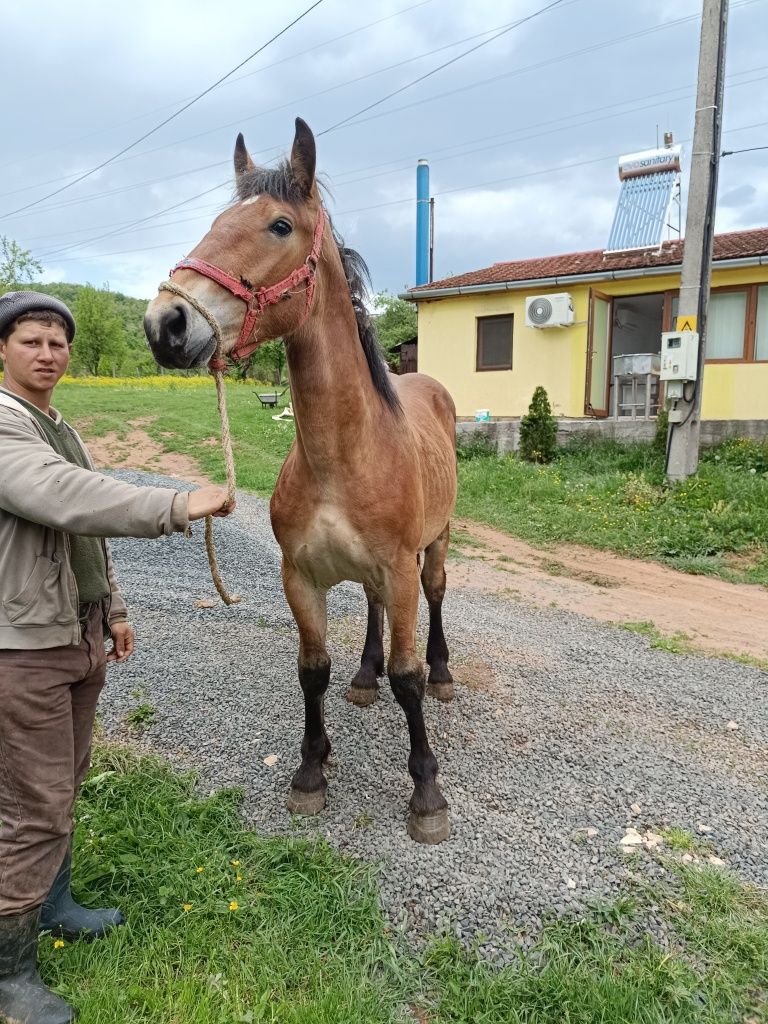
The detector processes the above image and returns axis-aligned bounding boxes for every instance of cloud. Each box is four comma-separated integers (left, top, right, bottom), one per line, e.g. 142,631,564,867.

3,0,767,299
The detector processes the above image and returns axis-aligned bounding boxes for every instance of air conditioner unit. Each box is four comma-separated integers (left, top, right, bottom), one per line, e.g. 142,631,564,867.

525,292,575,328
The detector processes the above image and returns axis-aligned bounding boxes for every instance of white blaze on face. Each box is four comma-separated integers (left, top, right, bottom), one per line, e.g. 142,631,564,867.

241,195,261,206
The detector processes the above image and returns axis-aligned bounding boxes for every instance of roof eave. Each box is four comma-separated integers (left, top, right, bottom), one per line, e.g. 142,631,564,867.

399,254,768,302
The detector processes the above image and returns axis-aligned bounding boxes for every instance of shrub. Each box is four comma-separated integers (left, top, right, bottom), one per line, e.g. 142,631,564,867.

519,386,557,463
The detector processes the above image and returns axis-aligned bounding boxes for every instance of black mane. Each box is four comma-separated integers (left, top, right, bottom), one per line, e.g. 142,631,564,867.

236,162,401,412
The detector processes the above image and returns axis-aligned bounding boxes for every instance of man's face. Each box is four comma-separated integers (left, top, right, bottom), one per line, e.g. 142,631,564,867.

0,320,71,401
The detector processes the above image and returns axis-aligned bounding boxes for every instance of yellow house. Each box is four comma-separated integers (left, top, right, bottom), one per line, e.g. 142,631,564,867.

403,227,768,423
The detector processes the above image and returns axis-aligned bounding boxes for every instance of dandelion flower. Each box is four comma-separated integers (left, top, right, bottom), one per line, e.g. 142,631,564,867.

229,900,239,911
195,866,205,874
236,874,242,882
231,860,240,867
182,903,193,912
53,939,65,949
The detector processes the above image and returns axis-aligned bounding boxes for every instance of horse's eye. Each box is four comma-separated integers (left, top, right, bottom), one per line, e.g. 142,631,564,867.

270,219,293,237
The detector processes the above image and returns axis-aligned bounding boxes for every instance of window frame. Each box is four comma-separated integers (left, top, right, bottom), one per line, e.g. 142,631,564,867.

476,313,513,372
667,283,766,364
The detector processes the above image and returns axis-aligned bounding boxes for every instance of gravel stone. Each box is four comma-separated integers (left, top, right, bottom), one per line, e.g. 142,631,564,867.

100,470,768,948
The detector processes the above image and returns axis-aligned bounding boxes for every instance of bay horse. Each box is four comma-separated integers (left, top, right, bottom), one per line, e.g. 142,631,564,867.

144,118,457,843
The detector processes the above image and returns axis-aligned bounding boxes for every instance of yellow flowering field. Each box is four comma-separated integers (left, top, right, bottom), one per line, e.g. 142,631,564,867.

59,374,270,390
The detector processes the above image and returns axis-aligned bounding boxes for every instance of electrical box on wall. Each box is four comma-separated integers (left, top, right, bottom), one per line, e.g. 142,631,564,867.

660,331,699,382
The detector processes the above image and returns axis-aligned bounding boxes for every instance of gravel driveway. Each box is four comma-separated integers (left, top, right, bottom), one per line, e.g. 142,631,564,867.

101,470,768,953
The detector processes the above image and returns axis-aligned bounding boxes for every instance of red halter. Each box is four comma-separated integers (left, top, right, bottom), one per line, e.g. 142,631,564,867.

168,208,326,372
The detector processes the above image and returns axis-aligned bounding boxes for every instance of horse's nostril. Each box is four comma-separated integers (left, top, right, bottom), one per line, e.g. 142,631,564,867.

166,303,187,340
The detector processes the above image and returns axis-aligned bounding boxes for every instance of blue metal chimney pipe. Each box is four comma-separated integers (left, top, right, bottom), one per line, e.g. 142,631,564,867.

416,159,430,286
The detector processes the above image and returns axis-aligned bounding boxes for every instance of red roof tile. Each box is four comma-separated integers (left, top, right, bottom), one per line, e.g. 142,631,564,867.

408,227,768,294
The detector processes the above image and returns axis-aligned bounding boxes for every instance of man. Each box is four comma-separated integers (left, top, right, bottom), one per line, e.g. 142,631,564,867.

0,291,233,1024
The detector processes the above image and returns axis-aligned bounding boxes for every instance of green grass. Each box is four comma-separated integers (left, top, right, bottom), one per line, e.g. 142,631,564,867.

455,437,768,587
54,382,768,585
43,744,408,1023
618,620,695,655
54,379,295,495
40,746,768,1023
424,864,768,1023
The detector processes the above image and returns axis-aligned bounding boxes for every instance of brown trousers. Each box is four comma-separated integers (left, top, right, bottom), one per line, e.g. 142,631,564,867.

0,606,106,915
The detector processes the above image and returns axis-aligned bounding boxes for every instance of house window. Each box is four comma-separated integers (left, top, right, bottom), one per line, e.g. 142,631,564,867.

670,287,765,361
756,285,768,361
707,290,747,359
477,315,513,371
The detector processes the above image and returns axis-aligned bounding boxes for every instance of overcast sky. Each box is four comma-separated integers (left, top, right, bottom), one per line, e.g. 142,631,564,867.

2,0,767,301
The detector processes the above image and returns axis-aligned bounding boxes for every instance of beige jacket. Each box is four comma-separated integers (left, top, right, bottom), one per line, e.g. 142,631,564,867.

0,390,189,650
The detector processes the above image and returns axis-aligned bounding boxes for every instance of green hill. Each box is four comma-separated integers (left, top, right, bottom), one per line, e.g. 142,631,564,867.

21,283,155,375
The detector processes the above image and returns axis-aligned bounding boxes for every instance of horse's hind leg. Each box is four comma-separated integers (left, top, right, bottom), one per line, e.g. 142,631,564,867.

386,559,450,844
282,560,331,817
346,585,384,707
422,523,454,702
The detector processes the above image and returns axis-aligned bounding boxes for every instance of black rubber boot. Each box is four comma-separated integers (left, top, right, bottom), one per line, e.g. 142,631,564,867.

39,852,124,942
0,908,74,1023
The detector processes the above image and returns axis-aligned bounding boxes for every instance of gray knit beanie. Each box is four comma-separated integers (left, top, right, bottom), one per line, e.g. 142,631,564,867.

0,291,76,343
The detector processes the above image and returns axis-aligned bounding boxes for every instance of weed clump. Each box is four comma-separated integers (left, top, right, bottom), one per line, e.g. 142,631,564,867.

457,430,497,461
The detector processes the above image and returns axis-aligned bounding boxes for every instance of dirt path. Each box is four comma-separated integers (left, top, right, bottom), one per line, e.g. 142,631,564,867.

450,519,768,662
80,418,213,486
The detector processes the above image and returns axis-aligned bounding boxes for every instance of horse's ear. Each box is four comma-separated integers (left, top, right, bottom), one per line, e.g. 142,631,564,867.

290,117,316,196
234,133,255,178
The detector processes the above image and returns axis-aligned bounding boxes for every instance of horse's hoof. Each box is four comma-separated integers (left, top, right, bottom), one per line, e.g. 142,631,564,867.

345,685,378,707
286,788,326,815
407,808,451,844
426,681,454,702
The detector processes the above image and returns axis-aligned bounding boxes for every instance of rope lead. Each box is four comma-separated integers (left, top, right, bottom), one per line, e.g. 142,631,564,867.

206,366,241,605
157,277,240,605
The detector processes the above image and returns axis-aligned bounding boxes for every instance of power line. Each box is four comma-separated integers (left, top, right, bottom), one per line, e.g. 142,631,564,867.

43,112,768,267
9,3,760,224
81,9,581,174
41,88,700,256
40,180,232,261
21,1,768,265
317,0,571,136
13,10,725,235
32,65,768,260
0,0,437,177
0,9,575,213
5,0,764,226
722,144,768,155
1,0,325,218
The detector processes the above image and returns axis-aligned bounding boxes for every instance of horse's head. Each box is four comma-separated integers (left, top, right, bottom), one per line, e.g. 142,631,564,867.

144,118,324,370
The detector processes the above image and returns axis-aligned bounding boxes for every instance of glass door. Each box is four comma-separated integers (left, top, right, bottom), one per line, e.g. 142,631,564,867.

586,290,613,417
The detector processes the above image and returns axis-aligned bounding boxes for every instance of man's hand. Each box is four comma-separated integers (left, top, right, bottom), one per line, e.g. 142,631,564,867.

107,621,135,663
187,485,236,521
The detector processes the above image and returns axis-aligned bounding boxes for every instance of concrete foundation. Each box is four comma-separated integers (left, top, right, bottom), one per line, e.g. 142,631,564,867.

456,417,768,454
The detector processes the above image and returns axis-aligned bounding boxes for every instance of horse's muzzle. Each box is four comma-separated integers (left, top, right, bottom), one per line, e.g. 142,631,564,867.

143,303,214,369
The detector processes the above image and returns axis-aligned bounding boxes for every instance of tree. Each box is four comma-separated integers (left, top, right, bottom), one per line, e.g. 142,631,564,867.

245,338,287,384
0,236,42,292
373,291,417,358
70,284,127,376
518,386,558,464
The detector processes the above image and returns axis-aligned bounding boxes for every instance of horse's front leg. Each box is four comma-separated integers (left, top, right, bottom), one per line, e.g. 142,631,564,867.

282,559,331,816
385,558,450,844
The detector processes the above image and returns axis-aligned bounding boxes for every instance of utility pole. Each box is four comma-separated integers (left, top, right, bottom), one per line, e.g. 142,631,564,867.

666,0,728,483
